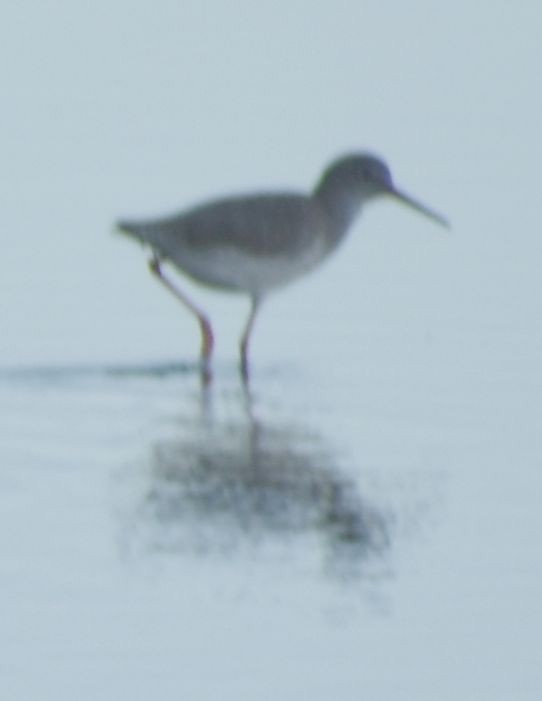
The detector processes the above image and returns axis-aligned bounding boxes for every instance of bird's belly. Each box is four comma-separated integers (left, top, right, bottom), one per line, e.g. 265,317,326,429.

168,240,328,296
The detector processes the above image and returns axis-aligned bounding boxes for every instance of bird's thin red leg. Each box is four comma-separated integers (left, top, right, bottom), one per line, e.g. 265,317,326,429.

239,296,261,380
148,257,214,371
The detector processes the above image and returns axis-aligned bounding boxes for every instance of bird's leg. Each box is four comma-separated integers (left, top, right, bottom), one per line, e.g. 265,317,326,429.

239,296,261,380
148,256,214,371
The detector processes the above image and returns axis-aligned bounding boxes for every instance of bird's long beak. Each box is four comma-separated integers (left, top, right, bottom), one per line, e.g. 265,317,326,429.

390,187,449,228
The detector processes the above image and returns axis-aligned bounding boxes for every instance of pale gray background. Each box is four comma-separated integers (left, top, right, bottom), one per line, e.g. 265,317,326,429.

1,2,541,699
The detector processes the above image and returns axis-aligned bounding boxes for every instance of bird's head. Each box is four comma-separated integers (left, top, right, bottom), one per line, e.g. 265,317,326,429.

316,153,449,228
325,154,394,199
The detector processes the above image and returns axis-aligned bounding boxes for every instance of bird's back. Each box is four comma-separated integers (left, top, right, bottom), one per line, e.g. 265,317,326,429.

118,193,331,295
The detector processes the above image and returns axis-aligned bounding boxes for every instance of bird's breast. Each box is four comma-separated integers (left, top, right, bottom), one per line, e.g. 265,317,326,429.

173,229,329,295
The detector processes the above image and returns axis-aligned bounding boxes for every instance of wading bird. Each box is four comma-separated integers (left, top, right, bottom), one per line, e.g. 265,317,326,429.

117,153,448,379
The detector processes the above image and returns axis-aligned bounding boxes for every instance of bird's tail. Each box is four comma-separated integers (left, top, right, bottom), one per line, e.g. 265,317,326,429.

116,220,145,242
115,219,169,258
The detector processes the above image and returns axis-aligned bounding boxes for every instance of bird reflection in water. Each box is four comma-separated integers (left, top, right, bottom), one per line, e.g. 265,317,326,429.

125,378,393,580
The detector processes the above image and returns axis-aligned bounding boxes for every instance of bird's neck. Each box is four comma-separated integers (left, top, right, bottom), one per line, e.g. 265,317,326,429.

313,182,363,250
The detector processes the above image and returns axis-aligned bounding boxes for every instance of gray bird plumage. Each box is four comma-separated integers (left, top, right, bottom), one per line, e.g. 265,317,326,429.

117,152,448,378
118,194,330,295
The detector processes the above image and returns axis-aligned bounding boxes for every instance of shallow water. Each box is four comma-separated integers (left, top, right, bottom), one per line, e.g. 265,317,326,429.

2,354,539,699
